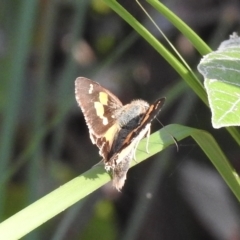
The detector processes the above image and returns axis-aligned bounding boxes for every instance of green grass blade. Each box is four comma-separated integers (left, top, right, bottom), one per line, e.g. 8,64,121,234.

0,124,238,239
147,0,212,55
0,0,39,217
102,0,207,107
161,124,240,201
102,1,240,146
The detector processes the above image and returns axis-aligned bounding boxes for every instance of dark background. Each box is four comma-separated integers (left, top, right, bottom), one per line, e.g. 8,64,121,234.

0,0,239,239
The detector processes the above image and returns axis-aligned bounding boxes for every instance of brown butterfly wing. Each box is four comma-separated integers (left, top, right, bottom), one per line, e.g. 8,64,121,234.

75,77,123,160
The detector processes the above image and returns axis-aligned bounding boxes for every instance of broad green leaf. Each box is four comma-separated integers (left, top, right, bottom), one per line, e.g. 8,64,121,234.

198,33,240,128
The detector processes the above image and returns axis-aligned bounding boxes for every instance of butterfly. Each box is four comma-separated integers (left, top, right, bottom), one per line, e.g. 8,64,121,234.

75,77,165,191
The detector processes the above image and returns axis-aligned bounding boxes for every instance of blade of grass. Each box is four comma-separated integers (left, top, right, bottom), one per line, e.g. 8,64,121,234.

146,0,240,145
0,0,39,217
0,124,238,240
147,0,212,55
102,0,240,146
102,0,207,107
49,0,90,167
26,3,59,239
28,0,58,202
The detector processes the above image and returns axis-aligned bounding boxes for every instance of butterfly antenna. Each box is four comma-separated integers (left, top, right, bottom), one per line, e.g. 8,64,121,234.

156,117,179,152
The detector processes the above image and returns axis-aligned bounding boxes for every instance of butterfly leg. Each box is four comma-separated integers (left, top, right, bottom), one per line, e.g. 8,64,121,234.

145,126,151,154
132,142,139,162
133,124,151,161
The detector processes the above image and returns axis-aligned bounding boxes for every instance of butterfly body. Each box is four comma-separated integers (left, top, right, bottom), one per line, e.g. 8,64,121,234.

75,77,165,191
107,100,149,158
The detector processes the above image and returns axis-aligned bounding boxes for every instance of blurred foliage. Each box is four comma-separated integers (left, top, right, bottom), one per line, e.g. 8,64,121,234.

81,200,118,240
0,0,239,239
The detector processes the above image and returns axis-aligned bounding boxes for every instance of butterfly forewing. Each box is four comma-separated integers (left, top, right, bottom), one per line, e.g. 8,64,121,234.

75,77,123,135
75,77,123,159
